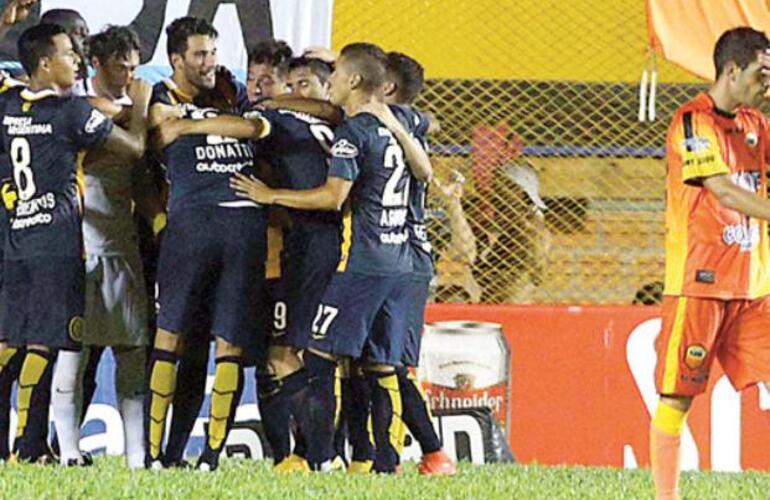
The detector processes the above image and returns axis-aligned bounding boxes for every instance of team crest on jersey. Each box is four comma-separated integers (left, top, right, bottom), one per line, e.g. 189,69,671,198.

684,344,707,369
84,109,107,134
331,139,359,159
68,316,85,342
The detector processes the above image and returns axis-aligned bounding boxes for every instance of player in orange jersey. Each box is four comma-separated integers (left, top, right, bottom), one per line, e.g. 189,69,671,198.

652,27,770,500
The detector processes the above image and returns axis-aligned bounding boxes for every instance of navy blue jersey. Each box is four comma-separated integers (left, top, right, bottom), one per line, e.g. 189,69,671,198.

151,80,259,214
391,105,434,277
0,87,113,260
255,107,338,225
328,113,412,276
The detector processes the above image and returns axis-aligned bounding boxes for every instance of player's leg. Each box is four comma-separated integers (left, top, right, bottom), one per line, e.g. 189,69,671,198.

163,329,209,467
346,360,374,473
114,345,147,469
0,345,23,461
400,274,455,475
14,344,55,461
145,328,181,467
196,336,244,472
52,348,92,465
651,296,721,500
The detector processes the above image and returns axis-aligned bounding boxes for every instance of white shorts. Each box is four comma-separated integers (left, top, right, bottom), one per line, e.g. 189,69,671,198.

84,253,149,347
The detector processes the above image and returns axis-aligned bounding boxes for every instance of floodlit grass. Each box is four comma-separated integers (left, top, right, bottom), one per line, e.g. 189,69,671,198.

1,457,769,499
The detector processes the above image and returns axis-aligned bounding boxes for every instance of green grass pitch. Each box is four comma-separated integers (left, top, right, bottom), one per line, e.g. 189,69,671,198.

1,457,770,499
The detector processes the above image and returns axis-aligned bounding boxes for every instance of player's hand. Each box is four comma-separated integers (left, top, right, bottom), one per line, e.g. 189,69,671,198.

127,78,153,110
152,119,183,149
303,46,337,64
357,101,403,132
230,173,274,204
2,0,38,26
153,103,185,121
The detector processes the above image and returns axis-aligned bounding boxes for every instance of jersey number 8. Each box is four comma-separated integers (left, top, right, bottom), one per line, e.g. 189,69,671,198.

11,137,35,201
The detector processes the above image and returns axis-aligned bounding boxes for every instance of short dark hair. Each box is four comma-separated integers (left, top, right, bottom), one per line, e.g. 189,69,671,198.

248,39,292,67
288,56,332,83
166,16,217,57
386,52,424,104
714,27,770,78
17,23,67,75
89,25,140,64
39,9,84,30
340,42,388,93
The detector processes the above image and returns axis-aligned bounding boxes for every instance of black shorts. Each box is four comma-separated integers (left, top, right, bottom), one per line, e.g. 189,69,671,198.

1,256,85,350
402,274,431,367
156,207,267,349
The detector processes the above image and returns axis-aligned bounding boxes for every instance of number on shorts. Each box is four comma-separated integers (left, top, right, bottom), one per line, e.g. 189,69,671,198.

273,301,287,332
311,304,339,339
11,137,35,201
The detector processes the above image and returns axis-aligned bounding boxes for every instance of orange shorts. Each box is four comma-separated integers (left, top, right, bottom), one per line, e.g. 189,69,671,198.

655,295,770,396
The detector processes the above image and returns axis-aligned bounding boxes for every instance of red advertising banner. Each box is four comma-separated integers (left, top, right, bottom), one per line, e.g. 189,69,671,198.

424,304,770,471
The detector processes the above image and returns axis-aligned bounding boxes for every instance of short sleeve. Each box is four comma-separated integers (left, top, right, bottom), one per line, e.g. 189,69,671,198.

61,97,114,150
669,110,730,185
328,119,364,181
150,83,173,106
242,107,275,142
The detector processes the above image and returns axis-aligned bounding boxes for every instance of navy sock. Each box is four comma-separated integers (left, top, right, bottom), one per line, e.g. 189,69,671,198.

0,349,24,459
27,350,54,457
368,370,402,474
257,368,306,463
163,341,207,463
398,367,441,454
301,352,337,468
348,371,373,462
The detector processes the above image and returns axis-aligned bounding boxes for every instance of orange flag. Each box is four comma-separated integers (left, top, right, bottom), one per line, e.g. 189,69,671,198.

647,0,770,80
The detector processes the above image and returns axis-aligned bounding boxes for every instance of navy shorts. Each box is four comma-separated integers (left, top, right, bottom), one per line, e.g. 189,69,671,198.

273,221,340,349
402,274,431,367
309,270,411,365
1,256,85,350
156,207,267,349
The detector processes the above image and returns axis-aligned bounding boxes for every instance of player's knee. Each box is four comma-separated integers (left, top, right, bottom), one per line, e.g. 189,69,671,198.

214,336,242,358
114,346,147,398
266,345,303,379
155,328,181,353
659,394,693,413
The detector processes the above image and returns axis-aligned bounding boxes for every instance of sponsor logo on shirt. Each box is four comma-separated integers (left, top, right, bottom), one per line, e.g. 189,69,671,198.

84,109,107,134
723,223,759,252
331,139,359,159
681,136,710,153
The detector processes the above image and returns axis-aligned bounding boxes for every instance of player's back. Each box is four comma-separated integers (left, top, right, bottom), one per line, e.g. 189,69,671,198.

151,80,259,214
664,92,770,299
329,112,412,276
0,87,113,260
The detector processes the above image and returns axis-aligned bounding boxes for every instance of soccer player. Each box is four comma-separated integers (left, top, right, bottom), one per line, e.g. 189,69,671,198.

38,9,90,82
246,39,292,103
651,27,770,500
0,23,150,465
377,51,456,475
231,42,432,473
144,16,268,471
76,25,159,470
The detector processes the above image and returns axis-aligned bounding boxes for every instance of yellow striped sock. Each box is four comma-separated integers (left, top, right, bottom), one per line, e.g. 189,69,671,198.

208,358,242,451
15,350,49,439
148,356,177,459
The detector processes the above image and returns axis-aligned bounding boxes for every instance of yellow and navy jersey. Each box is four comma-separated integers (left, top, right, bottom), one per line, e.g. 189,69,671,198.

0,86,113,260
395,104,434,278
664,92,770,299
329,112,413,276
150,79,260,214
254,107,339,227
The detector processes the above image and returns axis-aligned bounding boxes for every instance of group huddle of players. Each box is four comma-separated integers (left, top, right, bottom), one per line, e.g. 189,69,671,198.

0,6,457,475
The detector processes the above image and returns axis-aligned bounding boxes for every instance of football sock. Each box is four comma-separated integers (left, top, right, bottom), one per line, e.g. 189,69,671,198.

115,346,147,469
164,342,208,463
348,370,374,462
302,351,337,469
0,347,22,459
399,367,441,454
52,350,83,464
257,368,306,464
368,370,402,473
650,401,688,500
333,371,350,462
146,349,178,461
15,348,53,460
27,350,53,458
207,356,243,452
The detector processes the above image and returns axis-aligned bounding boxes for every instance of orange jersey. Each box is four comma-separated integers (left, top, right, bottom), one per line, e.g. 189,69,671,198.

664,92,770,299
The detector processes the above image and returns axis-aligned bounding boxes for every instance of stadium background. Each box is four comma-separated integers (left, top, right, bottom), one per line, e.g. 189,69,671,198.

6,0,770,473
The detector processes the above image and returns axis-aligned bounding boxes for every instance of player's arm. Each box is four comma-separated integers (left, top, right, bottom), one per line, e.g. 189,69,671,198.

358,102,432,182
100,79,152,159
154,113,269,149
703,174,770,220
231,174,351,211
260,95,343,125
